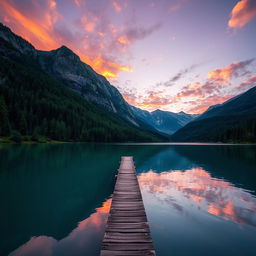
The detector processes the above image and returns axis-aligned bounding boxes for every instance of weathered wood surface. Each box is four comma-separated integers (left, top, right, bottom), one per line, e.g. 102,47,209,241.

101,156,155,256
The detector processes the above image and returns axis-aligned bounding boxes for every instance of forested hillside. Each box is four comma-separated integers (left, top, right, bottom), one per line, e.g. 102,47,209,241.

0,57,164,142
171,86,256,143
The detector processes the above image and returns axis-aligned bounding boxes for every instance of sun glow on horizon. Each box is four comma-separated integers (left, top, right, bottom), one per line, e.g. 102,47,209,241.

0,0,255,113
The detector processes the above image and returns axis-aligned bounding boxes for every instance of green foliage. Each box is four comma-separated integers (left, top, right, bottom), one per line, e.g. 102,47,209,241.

31,128,40,142
0,96,10,136
11,130,22,143
171,114,256,143
0,57,163,142
18,111,28,135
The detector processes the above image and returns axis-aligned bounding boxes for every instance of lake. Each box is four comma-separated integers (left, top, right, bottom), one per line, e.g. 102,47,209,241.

0,143,256,256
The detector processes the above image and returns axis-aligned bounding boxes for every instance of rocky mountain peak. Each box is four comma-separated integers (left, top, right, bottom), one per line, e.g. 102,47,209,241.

0,22,35,54
55,45,77,56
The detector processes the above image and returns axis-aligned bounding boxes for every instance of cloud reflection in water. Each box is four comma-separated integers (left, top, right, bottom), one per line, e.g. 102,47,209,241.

138,168,256,226
10,199,111,256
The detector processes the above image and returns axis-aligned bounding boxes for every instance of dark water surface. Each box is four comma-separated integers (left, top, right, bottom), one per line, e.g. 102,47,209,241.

0,143,256,256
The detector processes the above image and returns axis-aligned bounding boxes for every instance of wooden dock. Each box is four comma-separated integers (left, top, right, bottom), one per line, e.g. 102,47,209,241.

100,156,155,256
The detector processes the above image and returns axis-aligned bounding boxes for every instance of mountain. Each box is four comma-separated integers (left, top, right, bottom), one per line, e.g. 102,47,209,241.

0,23,142,126
130,106,197,135
37,46,142,126
0,22,165,142
171,86,256,142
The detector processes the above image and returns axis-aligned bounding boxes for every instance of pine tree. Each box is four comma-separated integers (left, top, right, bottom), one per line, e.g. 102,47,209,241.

19,111,28,135
0,96,11,136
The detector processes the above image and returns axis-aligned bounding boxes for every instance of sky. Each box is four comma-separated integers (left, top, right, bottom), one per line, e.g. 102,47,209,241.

0,0,256,114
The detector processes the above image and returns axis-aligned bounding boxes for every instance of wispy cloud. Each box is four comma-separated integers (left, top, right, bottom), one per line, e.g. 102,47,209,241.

228,0,256,28
238,74,256,88
0,0,60,49
175,59,255,113
184,95,233,114
207,59,254,84
162,64,202,87
123,59,255,114
122,88,171,111
135,90,170,109
169,0,189,12
124,23,162,44
0,0,160,80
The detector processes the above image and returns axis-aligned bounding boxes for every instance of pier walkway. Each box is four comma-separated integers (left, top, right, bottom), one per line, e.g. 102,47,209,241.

100,156,155,256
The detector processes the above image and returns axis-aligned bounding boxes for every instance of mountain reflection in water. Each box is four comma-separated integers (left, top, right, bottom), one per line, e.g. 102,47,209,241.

138,168,256,226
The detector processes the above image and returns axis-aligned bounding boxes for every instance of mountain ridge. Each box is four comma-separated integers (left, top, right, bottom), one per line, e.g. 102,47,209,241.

0,22,166,142
0,22,143,127
130,105,197,135
171,86,256,142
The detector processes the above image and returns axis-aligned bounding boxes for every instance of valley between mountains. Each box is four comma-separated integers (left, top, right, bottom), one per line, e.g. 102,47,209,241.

0,23,255,143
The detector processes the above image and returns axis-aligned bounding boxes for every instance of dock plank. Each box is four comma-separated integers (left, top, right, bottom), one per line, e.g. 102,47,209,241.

100,156,155,256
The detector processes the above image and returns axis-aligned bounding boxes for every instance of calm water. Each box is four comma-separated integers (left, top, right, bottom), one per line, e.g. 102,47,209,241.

0,143,256,256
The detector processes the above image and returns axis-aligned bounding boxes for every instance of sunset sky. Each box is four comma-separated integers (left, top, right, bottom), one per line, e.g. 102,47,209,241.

0,0,256,113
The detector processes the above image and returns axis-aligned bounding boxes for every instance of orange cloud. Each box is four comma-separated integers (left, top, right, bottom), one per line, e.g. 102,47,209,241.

0,0,136,80
0,0,59,49
118,36,130,45
228,0,256,28
1,0,159,81
176,82,204,99
207,69,232,84
85,22,95,32
79,53,132,80
80,16,98,33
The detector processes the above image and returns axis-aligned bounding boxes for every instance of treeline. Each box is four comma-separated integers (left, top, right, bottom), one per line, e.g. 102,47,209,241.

213,117,256,143
0,57,162,142
171,115,256,143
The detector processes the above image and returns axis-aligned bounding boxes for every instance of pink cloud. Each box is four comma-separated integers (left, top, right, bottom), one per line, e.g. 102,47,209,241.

176,82,204,99
186,95,233,114
0,0,159,80
122,89,171,111
112,1,122,13
0,0,60,49
228,0,256,28
238,74,256,87
207,59,254,84
169,0,189,12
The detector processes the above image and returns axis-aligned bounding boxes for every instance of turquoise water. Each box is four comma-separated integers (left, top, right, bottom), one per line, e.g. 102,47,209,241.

0,143,256,256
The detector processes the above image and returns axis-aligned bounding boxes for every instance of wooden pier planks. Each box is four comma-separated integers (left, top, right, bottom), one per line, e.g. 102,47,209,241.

101,156,155,256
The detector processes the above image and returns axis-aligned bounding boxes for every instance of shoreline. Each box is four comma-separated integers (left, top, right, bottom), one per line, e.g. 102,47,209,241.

1,139,255,146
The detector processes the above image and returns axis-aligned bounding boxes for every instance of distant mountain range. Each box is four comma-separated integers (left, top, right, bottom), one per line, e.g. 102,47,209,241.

130,106,197,135
171,86,256,142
